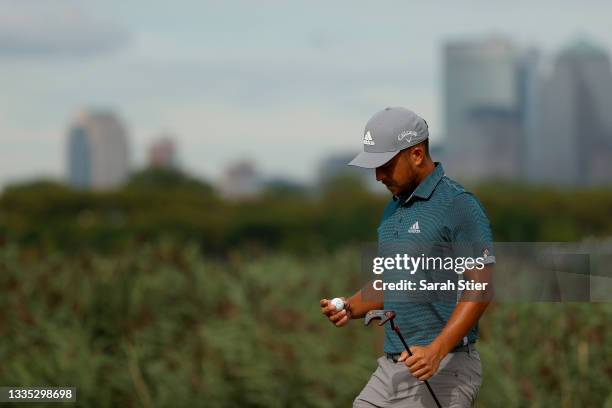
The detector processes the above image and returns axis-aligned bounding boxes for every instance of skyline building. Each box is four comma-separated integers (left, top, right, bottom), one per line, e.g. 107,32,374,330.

148,135,177,169
517,48,542,181
443,36,520,179
220,160,262,199
443,37,518,141
457,107,522,180
536,39,612,185
66,110,130,190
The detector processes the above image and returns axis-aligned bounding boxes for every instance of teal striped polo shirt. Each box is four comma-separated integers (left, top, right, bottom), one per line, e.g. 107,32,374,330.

378,162,495,353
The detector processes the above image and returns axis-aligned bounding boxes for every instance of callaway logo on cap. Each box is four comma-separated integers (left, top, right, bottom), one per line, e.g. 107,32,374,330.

349,107,429,168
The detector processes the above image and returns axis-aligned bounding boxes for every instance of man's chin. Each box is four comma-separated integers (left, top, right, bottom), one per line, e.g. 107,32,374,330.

386,185,399,195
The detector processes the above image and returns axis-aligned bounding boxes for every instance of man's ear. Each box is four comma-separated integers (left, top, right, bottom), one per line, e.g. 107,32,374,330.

409,145,425,166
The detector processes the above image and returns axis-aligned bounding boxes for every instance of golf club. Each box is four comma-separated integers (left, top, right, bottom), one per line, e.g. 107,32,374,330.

364,310,442,408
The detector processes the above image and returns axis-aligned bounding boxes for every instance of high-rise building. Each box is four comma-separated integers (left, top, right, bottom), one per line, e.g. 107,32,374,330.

67,110,130,190
444,37,518,146
536,39,612,186
517,49,542,181
443,36,520,179
148,135,177,169
220,160,262,199
458,107,522,180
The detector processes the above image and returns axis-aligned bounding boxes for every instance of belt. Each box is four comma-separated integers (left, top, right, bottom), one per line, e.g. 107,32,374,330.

385,343,476,362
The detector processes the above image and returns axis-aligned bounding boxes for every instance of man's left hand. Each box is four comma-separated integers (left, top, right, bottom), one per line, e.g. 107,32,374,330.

397,343,445,381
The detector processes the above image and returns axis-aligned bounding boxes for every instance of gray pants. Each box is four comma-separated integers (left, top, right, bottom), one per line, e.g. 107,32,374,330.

353,346,482,408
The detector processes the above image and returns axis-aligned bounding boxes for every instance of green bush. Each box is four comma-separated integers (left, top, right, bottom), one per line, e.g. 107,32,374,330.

2,178,612,254
1,242,610,407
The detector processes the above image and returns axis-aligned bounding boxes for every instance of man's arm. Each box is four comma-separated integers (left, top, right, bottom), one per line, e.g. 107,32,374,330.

400,265,494,380
346,285,385,319
430,265,494,356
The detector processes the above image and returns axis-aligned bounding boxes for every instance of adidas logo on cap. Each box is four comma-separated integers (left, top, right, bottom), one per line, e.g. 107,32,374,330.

363,131,375,145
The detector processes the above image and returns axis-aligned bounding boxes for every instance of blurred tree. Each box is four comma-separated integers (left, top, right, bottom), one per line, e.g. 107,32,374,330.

0,175,611,253
125,168,214,193
260,178,309,199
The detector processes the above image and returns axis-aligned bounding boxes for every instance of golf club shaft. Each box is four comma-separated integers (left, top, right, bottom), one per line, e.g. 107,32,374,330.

392,325,442,408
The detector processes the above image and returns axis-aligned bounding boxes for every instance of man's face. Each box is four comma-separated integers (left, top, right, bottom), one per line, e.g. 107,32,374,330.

375,149,420,197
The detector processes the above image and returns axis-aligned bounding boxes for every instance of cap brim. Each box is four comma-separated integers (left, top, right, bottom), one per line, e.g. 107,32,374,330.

348,151,398,168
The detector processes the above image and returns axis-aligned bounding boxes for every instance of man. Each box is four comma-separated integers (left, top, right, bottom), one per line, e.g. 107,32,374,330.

320,107,495,407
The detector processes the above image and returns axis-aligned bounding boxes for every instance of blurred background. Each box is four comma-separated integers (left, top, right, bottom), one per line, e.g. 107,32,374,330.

1,1,611,406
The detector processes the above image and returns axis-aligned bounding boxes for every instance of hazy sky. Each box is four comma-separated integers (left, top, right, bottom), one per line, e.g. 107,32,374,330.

2,0,612,189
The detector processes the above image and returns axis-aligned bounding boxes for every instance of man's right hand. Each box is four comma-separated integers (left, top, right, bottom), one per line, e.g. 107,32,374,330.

320,298,351,327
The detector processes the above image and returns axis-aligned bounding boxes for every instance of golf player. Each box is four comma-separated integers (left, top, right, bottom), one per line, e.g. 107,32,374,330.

320,107,495,407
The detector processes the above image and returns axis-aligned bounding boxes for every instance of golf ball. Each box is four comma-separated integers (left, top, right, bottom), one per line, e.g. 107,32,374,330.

331,298,345,312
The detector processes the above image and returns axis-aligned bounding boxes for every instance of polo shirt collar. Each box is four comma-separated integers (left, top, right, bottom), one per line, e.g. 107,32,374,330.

394,162,445,204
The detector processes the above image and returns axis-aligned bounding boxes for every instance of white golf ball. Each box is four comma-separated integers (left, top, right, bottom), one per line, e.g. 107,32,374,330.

331,298,345,312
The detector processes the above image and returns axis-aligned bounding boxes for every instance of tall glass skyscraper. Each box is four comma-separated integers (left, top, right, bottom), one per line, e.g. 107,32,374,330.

537,39,612,185
66,110,130,190
443,36,520,179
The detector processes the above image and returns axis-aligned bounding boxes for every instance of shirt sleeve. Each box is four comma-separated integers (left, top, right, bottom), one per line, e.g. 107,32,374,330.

447,192,495,264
